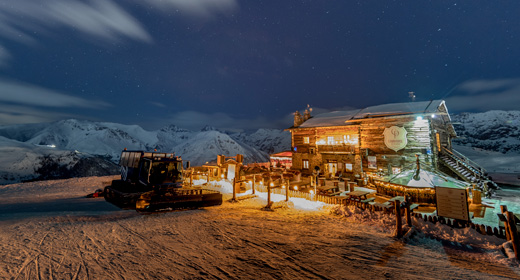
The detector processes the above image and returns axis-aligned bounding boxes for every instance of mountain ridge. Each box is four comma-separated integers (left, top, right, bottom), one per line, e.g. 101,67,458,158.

1,109,518,185
0,119,291,184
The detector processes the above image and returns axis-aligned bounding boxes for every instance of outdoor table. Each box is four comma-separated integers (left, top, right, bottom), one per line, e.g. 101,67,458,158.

319,185,340,196
346,190,370,201
387,196,405,203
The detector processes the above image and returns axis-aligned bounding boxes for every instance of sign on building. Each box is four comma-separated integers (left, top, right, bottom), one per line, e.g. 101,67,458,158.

383,126,408,152
435,186,470,222
368,156,377,169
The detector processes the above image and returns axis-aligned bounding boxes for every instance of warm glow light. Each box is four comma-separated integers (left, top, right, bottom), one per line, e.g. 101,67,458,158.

294,186,298,191
282,185,286,189
248,181,252,184
221,174,224,178
416,116,423,121
309,190,314,195
270,182,274,187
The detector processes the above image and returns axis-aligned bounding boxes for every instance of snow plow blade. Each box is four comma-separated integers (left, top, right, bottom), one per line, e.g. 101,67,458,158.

135,189,222,212
104,182,222,212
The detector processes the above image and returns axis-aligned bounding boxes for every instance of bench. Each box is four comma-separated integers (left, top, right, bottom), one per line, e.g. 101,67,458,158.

409,203,420,211
332,191,348,197
372,202,392,209
361,197,376,203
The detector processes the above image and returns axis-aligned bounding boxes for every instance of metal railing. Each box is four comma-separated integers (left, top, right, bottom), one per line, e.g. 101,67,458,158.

441,147,486,178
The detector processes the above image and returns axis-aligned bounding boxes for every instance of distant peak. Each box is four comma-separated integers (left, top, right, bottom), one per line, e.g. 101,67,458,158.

201,125,218,132
160,124,189,133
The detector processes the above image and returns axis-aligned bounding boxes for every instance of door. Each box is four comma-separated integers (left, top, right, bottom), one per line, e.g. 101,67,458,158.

328,162,338,177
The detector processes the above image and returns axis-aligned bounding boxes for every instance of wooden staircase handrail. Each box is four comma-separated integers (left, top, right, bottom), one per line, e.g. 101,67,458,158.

440,147,499,193
441,147,486,176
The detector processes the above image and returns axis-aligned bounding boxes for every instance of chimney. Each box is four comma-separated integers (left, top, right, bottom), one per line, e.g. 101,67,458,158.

408,91,416,102
293,111,303,127
303,104,312,121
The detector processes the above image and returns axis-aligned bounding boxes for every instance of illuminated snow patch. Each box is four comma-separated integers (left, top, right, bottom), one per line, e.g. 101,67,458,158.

255,191,327,211
193,179,234,193
194,179,327,211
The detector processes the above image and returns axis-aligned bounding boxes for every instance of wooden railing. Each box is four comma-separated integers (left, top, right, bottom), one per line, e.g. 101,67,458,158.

317,144,355,154
442,147,486,176
255,185,346,205
440,147,486,181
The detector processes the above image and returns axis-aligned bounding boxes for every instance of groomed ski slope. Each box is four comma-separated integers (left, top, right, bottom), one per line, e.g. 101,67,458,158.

0,176,519,279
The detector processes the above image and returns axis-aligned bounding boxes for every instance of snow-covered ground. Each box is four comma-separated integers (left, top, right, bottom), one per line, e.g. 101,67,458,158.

0,176,519,279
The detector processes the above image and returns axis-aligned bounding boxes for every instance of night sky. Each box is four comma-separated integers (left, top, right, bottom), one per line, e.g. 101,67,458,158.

1,1,519,132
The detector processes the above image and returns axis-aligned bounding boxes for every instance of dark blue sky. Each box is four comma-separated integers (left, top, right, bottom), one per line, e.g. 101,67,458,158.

1,1,519,131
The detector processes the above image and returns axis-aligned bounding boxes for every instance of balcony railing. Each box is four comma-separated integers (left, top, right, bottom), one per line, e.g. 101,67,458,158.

318,145,355,153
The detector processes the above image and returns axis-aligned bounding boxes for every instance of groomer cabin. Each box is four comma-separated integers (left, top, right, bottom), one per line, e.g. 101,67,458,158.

288,100,466,183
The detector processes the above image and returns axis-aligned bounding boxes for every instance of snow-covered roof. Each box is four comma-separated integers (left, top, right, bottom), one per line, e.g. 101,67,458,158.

270,151,293,158
299,100,445,128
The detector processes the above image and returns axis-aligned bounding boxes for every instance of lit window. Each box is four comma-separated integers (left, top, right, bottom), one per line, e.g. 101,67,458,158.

302,160,309,169
327,136,334,145
303,137,309,144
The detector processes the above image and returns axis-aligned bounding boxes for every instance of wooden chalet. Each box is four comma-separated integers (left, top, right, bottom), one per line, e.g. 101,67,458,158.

287,100,495,192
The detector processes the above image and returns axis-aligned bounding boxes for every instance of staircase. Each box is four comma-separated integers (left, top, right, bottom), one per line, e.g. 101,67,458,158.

439,147,499,194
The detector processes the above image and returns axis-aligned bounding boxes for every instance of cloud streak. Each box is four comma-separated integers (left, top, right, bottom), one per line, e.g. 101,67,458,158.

0,45,10,67
0,104,77,125
0,0,152,46
0,79,111,125
447,78,520,112
0,79,110,108
0,0,239,49
142,0,238,18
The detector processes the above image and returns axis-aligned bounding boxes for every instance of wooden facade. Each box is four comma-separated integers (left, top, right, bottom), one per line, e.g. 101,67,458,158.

288,100,457,181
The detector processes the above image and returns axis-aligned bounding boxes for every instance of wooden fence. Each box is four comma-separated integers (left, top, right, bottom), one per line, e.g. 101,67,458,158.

201,177,512,244
255,185,347,205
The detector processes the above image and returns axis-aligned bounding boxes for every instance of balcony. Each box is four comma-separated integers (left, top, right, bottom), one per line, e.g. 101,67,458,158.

318,145,355,154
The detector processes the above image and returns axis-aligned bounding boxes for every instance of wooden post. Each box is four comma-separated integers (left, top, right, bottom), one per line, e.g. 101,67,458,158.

473,189,482,205
206,171,210,184
252,175,256,195
506,211,520,260
502,205,511,241
405,196,412,227
394,201,403,238
267,179,272,206
232,177,237,202
285,179,289,202
189,170,193,187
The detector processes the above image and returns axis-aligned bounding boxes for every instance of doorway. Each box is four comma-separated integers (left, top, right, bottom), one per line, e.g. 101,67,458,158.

327,162,338,178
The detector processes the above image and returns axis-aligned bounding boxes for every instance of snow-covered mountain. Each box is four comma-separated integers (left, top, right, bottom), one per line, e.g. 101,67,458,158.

231,128,292,155
173,130,269,165
0,119,291,184
452,110,520,154
0,136,118,184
